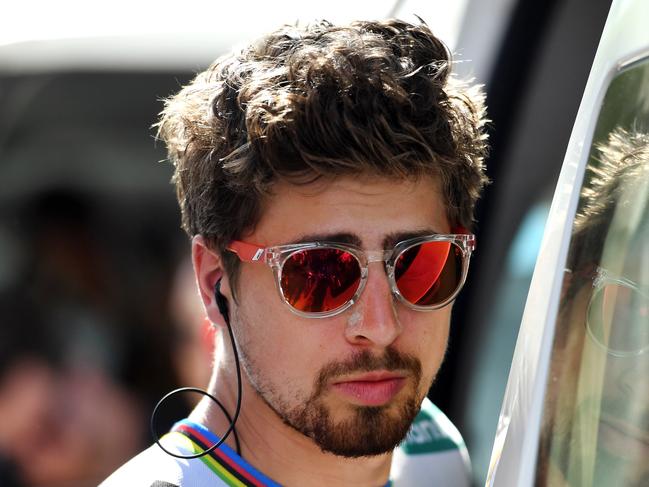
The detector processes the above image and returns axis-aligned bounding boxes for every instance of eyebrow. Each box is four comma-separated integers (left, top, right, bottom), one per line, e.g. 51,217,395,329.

291,228,441,249
292,232,362,247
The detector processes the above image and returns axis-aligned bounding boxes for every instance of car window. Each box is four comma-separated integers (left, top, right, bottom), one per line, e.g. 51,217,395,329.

535,57,649,486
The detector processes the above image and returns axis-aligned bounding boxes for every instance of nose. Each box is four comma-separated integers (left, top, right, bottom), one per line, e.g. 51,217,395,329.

344,262,402,347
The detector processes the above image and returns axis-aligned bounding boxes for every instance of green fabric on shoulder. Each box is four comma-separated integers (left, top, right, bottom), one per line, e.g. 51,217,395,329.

398,398,466,455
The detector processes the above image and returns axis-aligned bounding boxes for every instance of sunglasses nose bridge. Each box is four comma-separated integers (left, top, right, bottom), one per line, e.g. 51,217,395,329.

360,250,398,300
364,249,392,264
364,251,393,280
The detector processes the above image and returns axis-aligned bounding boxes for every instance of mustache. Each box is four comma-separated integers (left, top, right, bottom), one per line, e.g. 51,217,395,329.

314,347,422,395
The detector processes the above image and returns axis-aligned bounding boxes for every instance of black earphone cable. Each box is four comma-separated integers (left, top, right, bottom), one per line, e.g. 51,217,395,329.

150,279,242,458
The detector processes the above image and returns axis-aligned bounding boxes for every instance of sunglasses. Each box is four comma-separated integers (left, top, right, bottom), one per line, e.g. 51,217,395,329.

227,233,475,318
587,266,649,356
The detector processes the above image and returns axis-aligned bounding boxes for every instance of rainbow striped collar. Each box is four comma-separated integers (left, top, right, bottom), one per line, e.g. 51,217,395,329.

171,419,281,487
171,419,392,487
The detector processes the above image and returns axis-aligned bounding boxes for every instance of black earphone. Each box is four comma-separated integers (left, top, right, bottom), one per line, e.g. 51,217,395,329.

150,279,242,458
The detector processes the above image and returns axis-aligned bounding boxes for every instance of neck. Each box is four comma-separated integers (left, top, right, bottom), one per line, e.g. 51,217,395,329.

189,341,393,487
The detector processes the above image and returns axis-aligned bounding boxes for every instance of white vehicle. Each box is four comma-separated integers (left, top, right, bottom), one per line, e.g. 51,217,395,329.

487,0,649,485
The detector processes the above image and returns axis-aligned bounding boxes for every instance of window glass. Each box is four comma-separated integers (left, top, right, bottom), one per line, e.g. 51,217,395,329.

536,58,649,486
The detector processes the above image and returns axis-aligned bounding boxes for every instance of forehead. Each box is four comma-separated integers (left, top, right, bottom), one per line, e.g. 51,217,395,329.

600,192,649,283
249,175,450,247
612,213,649,284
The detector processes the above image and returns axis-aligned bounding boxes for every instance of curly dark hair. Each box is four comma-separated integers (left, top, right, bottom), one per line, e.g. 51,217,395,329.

157,19,489,287
562,127,649,299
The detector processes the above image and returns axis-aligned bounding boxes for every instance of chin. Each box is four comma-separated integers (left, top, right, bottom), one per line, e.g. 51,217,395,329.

290,395,420,458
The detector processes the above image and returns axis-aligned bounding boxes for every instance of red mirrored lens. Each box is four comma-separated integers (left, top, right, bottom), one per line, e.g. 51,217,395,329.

280,248,361,313
395,241,462,306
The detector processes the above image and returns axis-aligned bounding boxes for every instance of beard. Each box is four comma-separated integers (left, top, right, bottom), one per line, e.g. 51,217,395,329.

239,342,424,458
538,393,649,486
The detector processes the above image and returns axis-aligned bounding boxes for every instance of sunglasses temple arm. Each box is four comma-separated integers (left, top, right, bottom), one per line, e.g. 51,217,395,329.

228,241,266,262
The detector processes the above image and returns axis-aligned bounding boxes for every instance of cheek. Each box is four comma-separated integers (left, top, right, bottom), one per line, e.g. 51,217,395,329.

403,308,451,378
234,273,337,391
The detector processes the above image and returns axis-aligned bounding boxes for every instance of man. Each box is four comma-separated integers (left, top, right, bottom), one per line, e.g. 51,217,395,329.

537,128,649,487
102,18,488,486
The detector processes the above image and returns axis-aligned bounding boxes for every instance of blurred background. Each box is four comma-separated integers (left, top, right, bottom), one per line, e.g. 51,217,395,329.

0,0,612,485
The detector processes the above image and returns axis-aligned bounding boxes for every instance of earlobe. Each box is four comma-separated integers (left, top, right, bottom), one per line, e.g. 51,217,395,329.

192,235,230,328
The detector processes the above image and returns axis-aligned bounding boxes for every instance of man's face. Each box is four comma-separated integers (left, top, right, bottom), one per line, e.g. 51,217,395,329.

542,220,649,486
226,175,453,457
593,232,649,485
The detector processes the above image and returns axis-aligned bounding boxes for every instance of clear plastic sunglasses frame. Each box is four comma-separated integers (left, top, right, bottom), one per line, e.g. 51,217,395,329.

228,233,476,318
587,266,649,357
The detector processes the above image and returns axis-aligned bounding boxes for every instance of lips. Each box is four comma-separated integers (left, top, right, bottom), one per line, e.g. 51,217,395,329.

331,372,407,407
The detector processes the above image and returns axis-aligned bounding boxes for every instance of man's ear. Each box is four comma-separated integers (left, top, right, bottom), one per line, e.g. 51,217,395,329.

192,235,232,329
